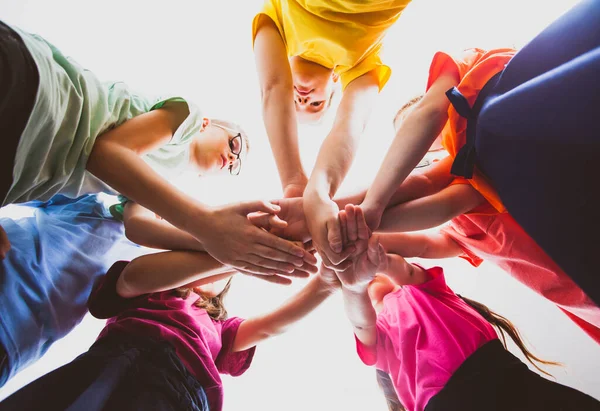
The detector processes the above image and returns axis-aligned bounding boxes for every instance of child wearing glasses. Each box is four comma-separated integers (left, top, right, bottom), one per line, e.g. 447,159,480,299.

252,0,414,270
0,21,314,277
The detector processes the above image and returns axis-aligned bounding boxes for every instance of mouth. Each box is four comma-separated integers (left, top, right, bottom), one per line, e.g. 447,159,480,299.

294,86,313,96
220,154,227,169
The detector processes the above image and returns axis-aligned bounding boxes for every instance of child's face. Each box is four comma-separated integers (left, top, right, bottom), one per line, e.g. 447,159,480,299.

289,56,336,123
368,274,398,312
191,124,246,176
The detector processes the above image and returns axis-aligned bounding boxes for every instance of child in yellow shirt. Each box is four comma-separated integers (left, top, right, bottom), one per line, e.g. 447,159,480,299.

252,0,413,269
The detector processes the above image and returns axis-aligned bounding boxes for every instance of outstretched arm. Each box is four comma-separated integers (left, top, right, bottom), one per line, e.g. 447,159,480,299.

254,19,307,197
377,231,463,260
376,183,485,232
116,250,235,298
361,72,460,230
232,267,338,352
123,202,204,251
303,71,380,267
87,107,312,277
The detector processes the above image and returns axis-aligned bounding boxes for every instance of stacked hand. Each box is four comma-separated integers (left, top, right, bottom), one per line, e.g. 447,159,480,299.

333,204,387,292
194,200,317,285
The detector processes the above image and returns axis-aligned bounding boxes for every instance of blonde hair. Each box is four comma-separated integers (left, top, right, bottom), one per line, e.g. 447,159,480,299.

172,277,233,321
210,119,250,154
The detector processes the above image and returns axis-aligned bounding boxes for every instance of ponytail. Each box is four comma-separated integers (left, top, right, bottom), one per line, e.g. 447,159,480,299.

458,295,561,376
375,370,406,411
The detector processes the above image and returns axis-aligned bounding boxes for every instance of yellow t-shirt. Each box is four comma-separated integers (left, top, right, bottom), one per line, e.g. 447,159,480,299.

252,0,412,90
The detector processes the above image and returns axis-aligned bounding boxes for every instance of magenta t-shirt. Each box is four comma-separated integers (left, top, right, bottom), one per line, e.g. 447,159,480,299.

88,261,255,411
355,266,497,411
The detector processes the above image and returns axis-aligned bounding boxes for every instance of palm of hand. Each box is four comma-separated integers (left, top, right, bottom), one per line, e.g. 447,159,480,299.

269,197,310,242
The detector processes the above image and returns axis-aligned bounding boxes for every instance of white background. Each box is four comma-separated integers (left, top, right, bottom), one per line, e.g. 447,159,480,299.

0,0,598,409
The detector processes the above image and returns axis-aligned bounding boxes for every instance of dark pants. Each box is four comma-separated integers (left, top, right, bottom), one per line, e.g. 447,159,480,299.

475,0,600,305
425,340,600,411
0,20,39,206
0,333,209,411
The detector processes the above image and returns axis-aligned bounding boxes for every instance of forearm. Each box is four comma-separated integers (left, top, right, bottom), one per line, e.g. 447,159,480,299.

341,286,377,346
232,276,335,352
117,250,231,298
125,216,204,251
88,141,207,234
363,104,449,211
262,84,307,189
333,156,455,212
377,184,485,232
377,232,463,259
307,72,379,199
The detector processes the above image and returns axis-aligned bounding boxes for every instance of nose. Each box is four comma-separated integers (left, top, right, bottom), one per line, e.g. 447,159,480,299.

227,152,236,163
295,94,311,105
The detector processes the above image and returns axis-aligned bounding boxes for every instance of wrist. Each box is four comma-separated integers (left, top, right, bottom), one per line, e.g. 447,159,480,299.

341,282,370,295
182,204,212,243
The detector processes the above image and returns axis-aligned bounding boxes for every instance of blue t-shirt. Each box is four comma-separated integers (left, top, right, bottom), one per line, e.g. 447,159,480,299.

0,194,145,386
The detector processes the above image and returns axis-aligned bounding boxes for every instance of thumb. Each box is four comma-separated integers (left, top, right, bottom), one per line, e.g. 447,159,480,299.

235,200,281,216
326,218,343,253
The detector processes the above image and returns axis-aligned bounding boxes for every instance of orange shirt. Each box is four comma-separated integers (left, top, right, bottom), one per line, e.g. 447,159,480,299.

427,48,517,213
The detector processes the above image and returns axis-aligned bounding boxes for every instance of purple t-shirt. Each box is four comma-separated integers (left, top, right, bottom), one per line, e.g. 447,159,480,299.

355,267,497,411
88,261,255,411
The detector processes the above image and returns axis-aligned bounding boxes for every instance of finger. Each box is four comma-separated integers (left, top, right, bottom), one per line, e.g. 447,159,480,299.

246,253,298,273
344,204,358,242
295,260,319,275
366,237,381,267
248,213,288,231
254,229,308,258
243,272,293,286
354,207,370,241
339,211,348,246
377,244,388,272
326,217,343,254
236,262,296,277
250,243,305,267
236,200,281,216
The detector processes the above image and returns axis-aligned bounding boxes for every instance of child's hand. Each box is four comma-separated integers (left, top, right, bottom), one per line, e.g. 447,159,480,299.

336,236,387,293
338,204,370,258
318,264,342,291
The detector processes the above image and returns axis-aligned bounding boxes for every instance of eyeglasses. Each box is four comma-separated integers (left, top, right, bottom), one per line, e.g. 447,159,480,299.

211,123,243,176
228,133,243,176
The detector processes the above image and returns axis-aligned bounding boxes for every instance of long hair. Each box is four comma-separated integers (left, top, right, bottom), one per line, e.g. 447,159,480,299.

458,295,561,376
376,370,406,411
172,278,233,321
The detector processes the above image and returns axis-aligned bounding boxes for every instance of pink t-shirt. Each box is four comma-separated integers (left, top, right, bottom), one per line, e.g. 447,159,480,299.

88,261,255,411
355,266,497,411
441,212,600,344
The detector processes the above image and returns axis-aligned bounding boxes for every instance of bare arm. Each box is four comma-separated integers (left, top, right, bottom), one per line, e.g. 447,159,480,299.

254,19,307,194
306,70,380,200
340,286,378,347
232,273,337,352
377,231,463,259
123,202,204,251
333,155,455,209
361,73,460,227
88,105,311,276
116,250,235,298
377,183,485,232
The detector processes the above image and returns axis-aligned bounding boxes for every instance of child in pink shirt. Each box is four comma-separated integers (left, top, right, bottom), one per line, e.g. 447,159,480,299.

334,205,600,411
0,219,330,411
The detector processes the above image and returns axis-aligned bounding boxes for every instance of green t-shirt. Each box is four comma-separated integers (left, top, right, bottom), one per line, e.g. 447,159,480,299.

3,26,204,206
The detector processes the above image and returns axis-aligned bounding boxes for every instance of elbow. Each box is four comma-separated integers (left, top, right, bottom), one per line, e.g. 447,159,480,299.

115,266,142,299
261,79,292,103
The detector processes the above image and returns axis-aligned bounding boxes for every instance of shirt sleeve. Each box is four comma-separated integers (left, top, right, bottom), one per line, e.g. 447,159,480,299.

215,317,256,376
252,0,285,48
354,323,390,373
87,261,147,319
426,48,485,91
150,97,204,146
340,47,391,91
